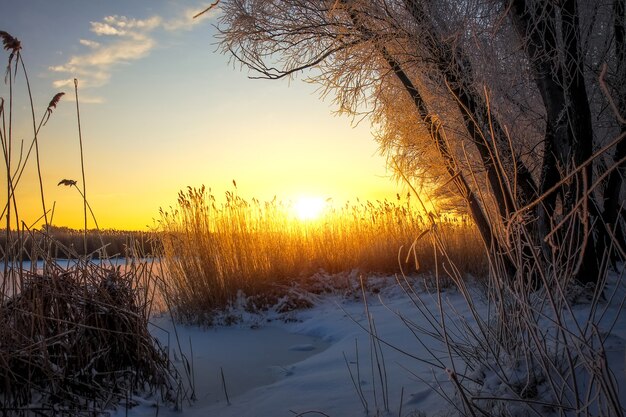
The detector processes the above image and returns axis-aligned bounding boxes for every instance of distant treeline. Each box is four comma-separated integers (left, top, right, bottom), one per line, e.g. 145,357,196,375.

0,226,162,259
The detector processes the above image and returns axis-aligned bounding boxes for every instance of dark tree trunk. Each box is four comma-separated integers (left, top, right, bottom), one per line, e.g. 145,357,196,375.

603,0,626,261
403,0,538,220
380,47,519,279
508,1,565,270
344,4,500,253
561,0,600,284
380,49,496,249
508,0,600,285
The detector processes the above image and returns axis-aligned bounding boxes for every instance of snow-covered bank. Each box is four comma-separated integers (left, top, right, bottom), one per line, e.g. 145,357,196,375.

119,272,626,417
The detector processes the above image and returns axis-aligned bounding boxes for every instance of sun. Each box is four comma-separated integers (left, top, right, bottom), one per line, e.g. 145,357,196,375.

293,196,326,221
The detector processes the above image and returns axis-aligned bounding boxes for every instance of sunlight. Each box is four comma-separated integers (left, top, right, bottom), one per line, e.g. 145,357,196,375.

293,196,326,221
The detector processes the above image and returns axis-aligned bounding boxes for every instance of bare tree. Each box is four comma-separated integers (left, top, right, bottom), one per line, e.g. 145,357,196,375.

214,0,625,285
207,2,626,414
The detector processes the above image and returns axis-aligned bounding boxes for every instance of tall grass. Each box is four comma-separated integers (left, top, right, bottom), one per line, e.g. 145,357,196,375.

382,113,626,416
158,185,486,318
392,202,625,417
0,241,178,414
0,31,183,414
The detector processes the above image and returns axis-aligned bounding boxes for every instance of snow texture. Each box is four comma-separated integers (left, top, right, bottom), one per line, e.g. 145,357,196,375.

115,272,626,417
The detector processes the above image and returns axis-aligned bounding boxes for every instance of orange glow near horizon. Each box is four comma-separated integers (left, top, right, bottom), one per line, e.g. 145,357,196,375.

2,80,403,232
0,5,405,232
9,176,403,232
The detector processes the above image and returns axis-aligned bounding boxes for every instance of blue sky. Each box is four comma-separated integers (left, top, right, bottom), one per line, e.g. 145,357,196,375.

0,1,398,229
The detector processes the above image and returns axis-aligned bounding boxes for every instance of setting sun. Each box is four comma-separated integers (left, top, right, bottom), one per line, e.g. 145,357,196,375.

293,196,326,221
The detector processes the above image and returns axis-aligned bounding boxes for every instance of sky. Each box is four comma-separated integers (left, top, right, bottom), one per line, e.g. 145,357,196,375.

0,0,401,230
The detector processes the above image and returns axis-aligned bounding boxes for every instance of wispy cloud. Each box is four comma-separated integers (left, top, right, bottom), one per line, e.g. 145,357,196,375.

79,39,100,48
91,15,162,37
48,4,216,102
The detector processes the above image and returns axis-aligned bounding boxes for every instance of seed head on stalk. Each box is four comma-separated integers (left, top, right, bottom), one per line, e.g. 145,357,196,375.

0,31,21,79
43,92,65,125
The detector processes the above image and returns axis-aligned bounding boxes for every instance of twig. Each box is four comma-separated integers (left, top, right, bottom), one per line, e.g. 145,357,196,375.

74,79,88,254
189,336,196,401
343,349,368,412
193,1,220,19
220,366,231,406
599,63,626,124
290,411,331,417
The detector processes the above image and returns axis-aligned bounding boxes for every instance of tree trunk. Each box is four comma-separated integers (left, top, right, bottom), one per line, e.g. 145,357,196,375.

379,47,517,278
562,0,600,284
508,0,600,284
402,0,538,220
603,0,626,261
342,3,499,251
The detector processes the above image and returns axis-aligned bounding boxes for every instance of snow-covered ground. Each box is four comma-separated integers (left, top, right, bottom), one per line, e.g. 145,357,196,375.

118,271,626,417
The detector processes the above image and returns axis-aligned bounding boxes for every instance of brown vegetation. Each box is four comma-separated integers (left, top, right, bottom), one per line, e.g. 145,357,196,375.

212,2,626,415
0,257,177,414
157,185,486,319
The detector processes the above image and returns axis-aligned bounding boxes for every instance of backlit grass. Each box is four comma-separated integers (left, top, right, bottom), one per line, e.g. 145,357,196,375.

158,185,486,318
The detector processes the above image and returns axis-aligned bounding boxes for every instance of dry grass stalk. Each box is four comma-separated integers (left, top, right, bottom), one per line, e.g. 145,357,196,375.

0,224,186,415
385,140,626,416
157,185,486,320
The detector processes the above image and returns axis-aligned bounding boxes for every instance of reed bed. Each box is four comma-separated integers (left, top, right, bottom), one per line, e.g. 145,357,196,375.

158,185,486,318
0,246,179,415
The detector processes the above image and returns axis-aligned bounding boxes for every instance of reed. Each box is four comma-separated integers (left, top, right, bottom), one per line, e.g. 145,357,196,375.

381,98,626,417
157,185,486,319
0,31,183,414
0,242,179,414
